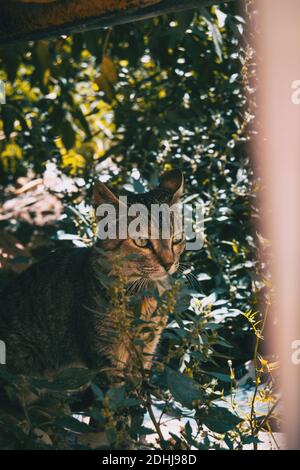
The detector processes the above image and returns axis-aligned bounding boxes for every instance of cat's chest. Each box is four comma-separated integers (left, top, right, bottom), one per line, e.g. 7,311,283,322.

140,296,158,319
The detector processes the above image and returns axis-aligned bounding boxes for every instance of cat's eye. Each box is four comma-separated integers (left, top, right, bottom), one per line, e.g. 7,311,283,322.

134,238,149,248
173,233,184,245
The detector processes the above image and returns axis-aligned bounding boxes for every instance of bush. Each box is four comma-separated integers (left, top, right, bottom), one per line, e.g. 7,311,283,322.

0,3,279,449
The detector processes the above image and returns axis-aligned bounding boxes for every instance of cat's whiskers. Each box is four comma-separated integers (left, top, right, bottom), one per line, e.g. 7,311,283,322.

126,275,150,295
126,278,141,295
177,263,202,292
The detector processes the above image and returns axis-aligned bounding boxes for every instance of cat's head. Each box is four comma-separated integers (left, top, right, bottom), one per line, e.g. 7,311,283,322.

93,170,185,291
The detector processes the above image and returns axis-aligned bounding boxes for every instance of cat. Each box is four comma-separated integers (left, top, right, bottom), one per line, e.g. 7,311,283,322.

0,169,185,386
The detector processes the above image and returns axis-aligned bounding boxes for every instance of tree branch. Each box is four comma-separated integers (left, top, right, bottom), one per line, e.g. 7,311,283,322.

0,0,237,45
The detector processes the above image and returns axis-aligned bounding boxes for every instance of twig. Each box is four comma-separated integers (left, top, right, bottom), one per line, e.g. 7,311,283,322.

145,398,165,445
249,302,270,449
256,397,280,433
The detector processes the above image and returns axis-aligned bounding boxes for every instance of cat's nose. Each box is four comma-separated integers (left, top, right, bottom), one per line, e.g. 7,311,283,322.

164,262,173,272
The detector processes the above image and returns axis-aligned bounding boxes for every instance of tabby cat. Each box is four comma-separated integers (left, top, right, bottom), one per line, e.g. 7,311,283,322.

0,169,185,386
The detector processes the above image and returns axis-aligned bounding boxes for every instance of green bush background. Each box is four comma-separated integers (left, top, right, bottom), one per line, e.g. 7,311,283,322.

0,3,276,450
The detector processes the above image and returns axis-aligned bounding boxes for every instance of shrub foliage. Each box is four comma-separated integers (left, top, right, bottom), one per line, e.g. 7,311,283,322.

0,3,278,449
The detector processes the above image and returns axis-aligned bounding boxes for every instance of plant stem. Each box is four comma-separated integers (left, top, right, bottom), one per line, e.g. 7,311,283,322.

250,302,270,449
146,398,165,445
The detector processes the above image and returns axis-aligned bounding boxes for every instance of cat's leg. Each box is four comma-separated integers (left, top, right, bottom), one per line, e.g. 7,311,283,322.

139,296,167,372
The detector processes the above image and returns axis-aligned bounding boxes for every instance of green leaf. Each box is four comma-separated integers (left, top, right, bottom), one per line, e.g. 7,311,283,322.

61,120,75,150
138,426,155,436
200,406,242,434
203,371,231,383
91,383,104,401
1,104,16,138
106,386,126,409
75,108,91,137
166,368,203,408
241,435,262,445
30,368,93,391
0,367,21,385
51,368,93,390
57,416,92,434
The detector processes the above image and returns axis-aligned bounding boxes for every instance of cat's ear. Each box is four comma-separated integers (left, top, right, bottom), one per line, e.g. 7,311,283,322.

159,169,184,203
93,181,119,207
